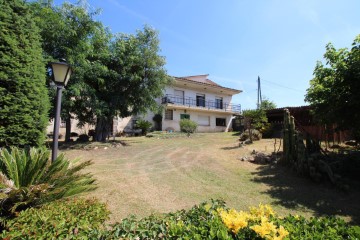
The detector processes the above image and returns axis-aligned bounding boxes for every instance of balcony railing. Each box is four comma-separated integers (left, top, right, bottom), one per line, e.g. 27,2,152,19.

161,95,241,113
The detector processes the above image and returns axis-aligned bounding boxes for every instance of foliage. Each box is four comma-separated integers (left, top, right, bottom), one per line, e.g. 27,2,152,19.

104,199,230,239
260,97,277,110
305,34,360,140
180,119,198,136
83,26,171,141
0,0,50,147
29,1,103,142
274,215,360,240
242,109,269,132
77,134,90,142
239,129,262,141
97,200,357,239
135,119,152,135
0,147,96,218
1,198,109,239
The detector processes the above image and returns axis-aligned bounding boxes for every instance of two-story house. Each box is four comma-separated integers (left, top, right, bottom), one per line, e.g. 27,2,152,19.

48,74,242,137
116,74,242,133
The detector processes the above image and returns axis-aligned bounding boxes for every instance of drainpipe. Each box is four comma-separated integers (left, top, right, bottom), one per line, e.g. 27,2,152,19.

225,116,236,132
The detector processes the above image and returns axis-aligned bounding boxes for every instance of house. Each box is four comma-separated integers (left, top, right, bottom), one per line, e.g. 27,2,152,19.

115,74,242,133
48,74,242,137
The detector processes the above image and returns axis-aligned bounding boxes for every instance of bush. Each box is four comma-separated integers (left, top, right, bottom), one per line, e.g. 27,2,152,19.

1,198,109,239
0,0,50,147
70,132,79,137
77,134,90,142
240,129,262,141
135,119,152,135
0,147,96,219
104,201,358,240
180,119,198,136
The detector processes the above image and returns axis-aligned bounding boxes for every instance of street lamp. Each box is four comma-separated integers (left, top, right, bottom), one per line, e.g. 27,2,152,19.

50,61,72,162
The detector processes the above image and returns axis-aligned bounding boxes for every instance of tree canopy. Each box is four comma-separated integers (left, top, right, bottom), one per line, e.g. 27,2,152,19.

0,0,49,147
305,34,360,140
29,1,170,142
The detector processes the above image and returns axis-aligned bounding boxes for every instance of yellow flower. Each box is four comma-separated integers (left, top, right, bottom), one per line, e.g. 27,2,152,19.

278,225,289,238
251,224,271,238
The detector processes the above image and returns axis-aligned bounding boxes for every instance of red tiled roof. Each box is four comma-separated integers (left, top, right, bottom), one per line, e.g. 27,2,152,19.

173,75,241,93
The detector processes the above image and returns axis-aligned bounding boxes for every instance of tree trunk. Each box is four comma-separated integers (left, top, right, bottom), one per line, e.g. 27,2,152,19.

65,114,72,142
94,116,112,142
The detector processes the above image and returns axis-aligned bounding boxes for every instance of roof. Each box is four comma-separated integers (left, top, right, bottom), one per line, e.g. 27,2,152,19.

172,74,242,94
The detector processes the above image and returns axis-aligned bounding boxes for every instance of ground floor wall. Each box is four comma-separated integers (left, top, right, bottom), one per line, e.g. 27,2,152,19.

47,109,236,137
162,108,234,132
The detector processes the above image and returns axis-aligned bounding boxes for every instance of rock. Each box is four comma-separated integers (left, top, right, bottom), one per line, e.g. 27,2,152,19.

104,147,108,150
94,147,98,150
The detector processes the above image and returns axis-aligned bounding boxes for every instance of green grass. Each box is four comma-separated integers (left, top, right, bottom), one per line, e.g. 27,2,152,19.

62,133,360,225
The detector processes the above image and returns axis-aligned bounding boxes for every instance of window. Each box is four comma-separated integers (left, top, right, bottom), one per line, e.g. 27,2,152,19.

196,94,205,107
180,114,190,119
198,115,210,126
174,90,184,104
215,97,223,109
165,109,173,120
216,118,226,126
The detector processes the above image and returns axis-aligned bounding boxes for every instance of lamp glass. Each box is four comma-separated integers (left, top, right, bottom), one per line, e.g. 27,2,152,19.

51,62,72,86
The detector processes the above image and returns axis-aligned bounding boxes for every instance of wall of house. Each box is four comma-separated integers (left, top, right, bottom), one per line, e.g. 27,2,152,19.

162,108,233,132
164,86,233,105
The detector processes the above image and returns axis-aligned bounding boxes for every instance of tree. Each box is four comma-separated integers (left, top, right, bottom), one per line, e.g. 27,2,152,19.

242,109,268,132
0,0,49,147
260,97,277,110
305,35,360,140
29,1,102,141
81,26,171,141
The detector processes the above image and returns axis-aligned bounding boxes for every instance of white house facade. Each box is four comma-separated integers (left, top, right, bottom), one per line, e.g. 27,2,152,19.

115,74,242,133
47,74,242,137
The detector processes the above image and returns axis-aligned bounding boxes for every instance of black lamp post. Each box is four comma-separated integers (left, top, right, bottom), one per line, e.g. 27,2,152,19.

50,61,72,162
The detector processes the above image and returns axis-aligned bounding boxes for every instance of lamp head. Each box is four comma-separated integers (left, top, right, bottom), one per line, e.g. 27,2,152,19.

50,61,72,86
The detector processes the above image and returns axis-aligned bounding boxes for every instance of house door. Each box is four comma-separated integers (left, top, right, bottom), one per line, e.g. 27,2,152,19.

174,90,184,104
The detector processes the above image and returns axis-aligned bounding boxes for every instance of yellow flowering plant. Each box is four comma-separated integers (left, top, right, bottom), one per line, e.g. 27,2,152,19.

218,204,289,240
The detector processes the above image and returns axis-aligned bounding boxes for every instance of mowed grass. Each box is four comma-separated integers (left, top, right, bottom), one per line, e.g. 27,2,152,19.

62,133,360,224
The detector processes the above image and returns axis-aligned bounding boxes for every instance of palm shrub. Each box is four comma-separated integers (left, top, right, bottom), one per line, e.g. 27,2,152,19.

135,119,152,135
0,147,96,218
179,119,198,137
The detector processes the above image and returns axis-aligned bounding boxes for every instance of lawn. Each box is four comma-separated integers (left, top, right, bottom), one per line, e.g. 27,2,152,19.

62,132,360,224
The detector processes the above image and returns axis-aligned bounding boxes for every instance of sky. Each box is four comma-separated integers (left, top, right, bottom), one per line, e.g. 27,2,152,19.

54,0,360,110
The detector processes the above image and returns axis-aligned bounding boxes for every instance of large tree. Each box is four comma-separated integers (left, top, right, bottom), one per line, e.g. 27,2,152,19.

30,1,102,141
0,0,49,147
81,26,171,141
305,35,360,140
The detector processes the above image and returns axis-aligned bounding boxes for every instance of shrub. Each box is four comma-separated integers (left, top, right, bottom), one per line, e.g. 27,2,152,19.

240,129,262,141
105,199,229,239
135,119,153,135
101,200,359,239
77,134,90,142
180,119,198,136
1,198,109,239
0,147,96,219
70,132,79,137
0,0,50,147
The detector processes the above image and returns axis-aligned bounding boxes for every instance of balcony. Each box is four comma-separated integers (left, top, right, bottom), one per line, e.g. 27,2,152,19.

161,95,241,113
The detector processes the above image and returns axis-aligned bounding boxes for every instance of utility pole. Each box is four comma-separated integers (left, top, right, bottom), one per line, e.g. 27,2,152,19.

257,76,262,109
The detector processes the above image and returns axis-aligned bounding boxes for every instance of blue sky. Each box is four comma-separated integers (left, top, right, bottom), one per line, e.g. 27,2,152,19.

54,0,360,110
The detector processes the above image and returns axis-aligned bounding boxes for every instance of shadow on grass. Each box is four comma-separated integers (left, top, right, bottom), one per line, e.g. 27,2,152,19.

221,146,241,150
251,164,360,225
47,140,130,150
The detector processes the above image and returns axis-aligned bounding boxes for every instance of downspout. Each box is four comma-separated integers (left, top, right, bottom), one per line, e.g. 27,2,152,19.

225,116,236,132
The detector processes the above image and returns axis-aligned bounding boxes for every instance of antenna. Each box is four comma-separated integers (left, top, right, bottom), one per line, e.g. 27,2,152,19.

257,76,262,109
